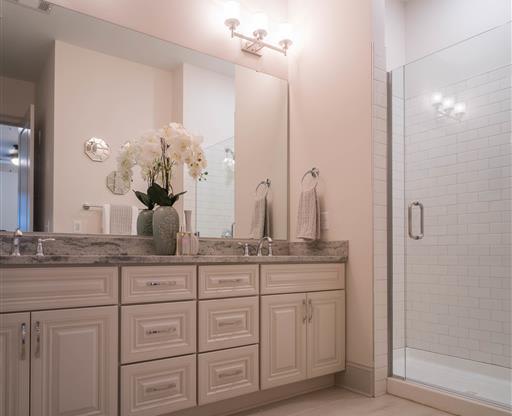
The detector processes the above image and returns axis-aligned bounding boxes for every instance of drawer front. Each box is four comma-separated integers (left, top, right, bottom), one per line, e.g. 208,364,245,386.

121,355,196,416
121,301,196,363
261,263,345,294
198,265,259,299
122,266,196,304
198,345,259,405
0,267,118,312
198,297,259,352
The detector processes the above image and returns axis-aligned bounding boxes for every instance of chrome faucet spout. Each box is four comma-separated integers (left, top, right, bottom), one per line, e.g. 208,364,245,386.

257,236,273,257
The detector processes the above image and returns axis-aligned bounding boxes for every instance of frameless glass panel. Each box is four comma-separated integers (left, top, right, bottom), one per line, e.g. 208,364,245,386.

393,23,512,410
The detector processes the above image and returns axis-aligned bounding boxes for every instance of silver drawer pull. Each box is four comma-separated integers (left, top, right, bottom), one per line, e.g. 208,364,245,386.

217,278,244,284
218,320,242,327
34,321,41,358
20,323,27,360
219,369,243,378
146,383,176,393
146,281,177,287
308,299,313,323
146,327,176,335
302,299,307,323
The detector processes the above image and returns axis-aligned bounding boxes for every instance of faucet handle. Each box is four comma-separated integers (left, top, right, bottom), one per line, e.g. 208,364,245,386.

36,238,56,257
14,228,23,237
237,242,250,257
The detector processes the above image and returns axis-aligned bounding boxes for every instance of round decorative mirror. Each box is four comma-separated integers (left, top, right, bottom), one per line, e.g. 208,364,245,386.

84,137,110,161
106,171,130,195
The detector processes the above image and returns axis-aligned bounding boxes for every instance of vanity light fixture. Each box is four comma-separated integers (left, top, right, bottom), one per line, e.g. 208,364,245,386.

224,1,293,56
431,92,466,120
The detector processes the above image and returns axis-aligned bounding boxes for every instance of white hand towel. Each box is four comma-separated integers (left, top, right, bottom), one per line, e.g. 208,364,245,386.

296,187,321,240
102,204,138,235
250,194,268,239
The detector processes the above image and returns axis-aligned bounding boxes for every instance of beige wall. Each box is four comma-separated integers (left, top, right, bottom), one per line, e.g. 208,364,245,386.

50,0,288,80
235,65,288,240
288,0,374,370
0,76,36,123
52,41,175,233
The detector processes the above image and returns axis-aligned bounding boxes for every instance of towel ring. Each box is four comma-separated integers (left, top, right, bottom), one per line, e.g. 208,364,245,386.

255,179,271,196
301,167,320,189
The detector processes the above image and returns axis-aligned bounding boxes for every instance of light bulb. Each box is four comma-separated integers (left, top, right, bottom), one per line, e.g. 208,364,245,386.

278,22,293,52
441,97,455,111
252,12,269,39
11,156,19,166
224,0,240,31
453,102,466,116
431,92,443,106
278,23,293,41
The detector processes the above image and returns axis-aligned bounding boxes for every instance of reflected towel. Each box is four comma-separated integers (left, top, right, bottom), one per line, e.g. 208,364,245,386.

296,187,321,240
250,194,270,239
102,204,138,235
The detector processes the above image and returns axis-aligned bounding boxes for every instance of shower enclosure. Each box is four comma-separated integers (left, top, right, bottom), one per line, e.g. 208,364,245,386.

389,23,511,410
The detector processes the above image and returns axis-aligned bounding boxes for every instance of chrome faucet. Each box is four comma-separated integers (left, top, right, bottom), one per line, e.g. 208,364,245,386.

11,228,23,256
257,236,273,257
36,238,56,257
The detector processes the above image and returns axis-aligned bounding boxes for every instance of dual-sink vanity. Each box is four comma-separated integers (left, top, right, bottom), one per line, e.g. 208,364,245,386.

0,238,348,416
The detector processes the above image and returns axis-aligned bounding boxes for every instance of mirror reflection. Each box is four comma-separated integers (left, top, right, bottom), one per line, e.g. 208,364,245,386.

0,1,288,239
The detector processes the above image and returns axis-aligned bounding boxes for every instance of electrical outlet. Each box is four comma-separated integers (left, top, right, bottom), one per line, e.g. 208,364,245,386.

321,211,329,230
73,220,82,233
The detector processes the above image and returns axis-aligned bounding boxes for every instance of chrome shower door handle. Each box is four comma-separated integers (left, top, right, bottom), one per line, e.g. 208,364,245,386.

408,201,424,240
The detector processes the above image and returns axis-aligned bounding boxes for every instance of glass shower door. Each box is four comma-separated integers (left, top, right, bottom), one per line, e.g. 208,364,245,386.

394,23,512,409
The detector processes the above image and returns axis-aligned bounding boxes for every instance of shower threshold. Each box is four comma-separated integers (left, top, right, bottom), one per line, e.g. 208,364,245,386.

392,348,511,409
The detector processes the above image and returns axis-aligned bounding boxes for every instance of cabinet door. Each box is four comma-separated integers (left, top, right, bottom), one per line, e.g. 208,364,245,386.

260,293,307,390
30,306,118,416
0,313,30,416
307,290,345,378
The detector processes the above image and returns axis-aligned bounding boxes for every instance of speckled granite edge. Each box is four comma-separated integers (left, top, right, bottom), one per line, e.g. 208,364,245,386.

0,254,347,266
0,233,348,265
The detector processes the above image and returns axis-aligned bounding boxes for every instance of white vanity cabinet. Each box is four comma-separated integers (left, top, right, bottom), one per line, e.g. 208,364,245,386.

30,306,118,416
0,267,119,416
260,263,345,391
0,312,30,416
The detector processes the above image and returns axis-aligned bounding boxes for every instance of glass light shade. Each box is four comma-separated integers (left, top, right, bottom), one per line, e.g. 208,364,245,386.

224,0,240,21
431,92,443,106
278,22,293,41
252,12,269,33
453,102,467,115
441,97,455,111
11,156,19,166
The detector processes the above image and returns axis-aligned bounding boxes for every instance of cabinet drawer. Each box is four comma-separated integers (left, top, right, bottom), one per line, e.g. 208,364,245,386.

121,266,196,304
0,267,118,312
198,265,259,299
121,355,196,416
260,263,345,294
121,301,196,364
198,345,259,405
198,297,259,352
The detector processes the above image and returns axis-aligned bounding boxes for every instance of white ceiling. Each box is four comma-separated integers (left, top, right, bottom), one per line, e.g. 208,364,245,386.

2,1,235,83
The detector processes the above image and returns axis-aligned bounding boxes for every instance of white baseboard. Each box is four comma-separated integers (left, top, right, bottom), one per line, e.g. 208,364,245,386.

387,377,511,416
335,362,374,397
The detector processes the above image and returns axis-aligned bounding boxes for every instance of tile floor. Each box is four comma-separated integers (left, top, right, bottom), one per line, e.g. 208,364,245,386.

234,387,452,416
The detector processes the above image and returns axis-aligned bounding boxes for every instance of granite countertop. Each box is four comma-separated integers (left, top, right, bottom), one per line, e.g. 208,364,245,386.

0,254,347,266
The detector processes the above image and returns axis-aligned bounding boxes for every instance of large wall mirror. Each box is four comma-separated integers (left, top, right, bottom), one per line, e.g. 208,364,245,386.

0,0,288,239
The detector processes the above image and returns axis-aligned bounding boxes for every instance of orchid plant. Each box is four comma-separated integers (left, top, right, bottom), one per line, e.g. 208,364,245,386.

117,122,208,208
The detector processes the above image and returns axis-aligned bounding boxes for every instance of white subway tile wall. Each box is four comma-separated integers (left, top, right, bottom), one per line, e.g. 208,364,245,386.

185,137,235,238
401,65,511,369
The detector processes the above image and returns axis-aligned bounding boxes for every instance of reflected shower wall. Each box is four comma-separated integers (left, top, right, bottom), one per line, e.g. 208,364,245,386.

391,22,511,408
